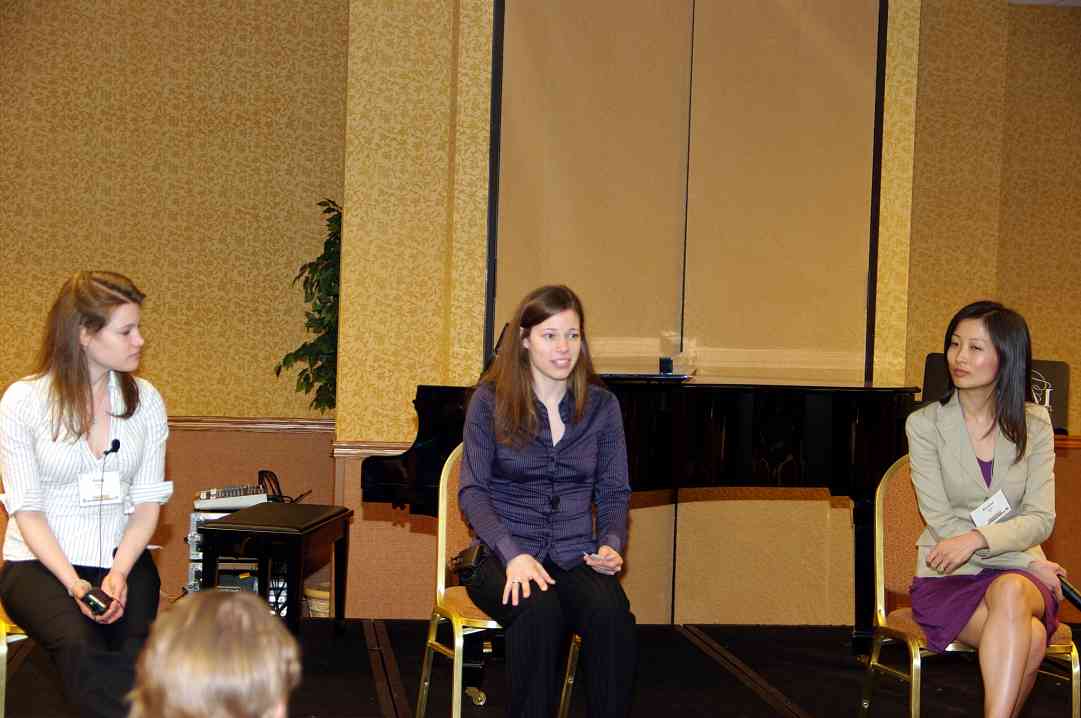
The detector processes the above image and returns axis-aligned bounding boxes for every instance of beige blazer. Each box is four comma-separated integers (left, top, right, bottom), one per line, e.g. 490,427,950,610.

905,393,1055,578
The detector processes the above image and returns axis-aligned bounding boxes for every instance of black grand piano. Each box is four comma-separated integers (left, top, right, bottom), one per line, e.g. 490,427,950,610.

362,377,917,652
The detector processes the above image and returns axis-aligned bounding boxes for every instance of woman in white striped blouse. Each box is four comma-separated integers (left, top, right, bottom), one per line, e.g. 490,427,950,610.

0,271,173,718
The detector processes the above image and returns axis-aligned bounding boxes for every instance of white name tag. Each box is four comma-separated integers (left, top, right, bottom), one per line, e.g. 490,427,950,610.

971,489,1011,528
79,471,123,508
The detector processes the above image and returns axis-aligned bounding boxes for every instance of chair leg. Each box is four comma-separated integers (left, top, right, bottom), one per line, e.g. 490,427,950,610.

859,635,884,716
1070,643,1080,718
415,614,440,718
451,619,466,718
906,639,922,718
1,624,7,718
557,634,582,718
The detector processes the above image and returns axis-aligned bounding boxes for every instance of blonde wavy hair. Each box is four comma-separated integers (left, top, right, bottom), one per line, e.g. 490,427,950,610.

129,591,301,718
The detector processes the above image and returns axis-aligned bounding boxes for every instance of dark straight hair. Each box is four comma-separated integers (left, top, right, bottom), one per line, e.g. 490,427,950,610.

941,300,1032,463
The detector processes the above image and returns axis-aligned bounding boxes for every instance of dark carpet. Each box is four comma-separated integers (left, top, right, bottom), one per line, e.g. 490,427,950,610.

5,621,1078,717
695,624,1076,718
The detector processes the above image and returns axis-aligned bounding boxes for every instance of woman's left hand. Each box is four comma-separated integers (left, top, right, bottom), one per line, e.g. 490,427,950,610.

98,570,128,624
926,530,987,574
584,545,623,575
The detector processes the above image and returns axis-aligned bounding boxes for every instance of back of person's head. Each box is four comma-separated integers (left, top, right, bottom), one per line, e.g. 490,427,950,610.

129,590,301,718
35,270,146,439
940,299,1033,460
482,284,601,444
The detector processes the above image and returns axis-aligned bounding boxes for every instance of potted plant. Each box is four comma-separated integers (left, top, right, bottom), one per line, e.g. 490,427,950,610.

275,199,341,412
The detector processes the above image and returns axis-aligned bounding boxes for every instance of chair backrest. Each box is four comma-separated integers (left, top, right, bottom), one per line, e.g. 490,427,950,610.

873,455,926,624
435,444,475,600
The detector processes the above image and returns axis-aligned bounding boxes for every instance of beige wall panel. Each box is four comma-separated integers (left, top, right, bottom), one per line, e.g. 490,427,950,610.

496,0,692,371
873,0,921,387
997,8,1081,433
904,1,1007,393
0,0,348,418
342,471,438,619
683,0,878,382
621,493,675,625
338,1,490,442
674,489,853,625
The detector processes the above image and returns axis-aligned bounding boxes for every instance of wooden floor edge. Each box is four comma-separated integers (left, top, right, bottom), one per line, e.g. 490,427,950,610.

363,619,399,718
375,619,414,718
678,624,813,718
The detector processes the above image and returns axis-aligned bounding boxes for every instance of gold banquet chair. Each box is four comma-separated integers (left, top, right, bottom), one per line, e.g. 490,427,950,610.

859,455,1080,717
415,444,581,718
0,492,29,718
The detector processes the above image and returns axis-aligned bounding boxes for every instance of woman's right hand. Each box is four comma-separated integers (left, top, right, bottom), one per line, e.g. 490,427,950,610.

1028,559,1065,602
502,553,555,607
69,578,101,621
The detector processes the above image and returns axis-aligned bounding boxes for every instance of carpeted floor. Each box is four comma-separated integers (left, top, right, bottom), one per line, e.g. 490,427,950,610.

6,621,1078,717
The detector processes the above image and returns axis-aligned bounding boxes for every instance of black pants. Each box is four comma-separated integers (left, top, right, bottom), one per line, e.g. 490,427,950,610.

465,554,637,718
0,550,160,718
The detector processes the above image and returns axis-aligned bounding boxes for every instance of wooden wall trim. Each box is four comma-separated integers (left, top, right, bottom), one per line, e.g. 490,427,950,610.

169,417,335,434
1056,436,1081,451
332,440,413,458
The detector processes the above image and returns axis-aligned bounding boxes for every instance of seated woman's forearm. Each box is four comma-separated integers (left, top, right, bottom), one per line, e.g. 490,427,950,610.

111,503,159,577
13,510,81,592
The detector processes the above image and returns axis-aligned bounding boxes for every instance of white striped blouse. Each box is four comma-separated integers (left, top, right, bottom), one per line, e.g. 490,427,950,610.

0,371,173,567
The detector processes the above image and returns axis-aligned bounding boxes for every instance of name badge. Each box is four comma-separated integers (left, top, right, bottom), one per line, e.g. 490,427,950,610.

79,471,123,508
971,489,1011,528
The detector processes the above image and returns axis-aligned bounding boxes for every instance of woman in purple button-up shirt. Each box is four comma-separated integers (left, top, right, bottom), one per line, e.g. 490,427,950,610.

459,285,636,718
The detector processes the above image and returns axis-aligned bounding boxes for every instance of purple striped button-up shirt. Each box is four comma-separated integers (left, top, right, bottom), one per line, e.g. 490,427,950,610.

459,382,631,570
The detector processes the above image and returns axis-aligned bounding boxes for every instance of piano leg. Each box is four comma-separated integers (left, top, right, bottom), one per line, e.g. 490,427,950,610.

852,496,875,655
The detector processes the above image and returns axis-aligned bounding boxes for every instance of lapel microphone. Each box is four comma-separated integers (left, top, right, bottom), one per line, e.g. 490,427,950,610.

86,438,123,615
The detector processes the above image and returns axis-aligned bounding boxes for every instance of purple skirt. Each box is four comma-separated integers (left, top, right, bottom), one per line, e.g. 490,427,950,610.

910,568,1060,653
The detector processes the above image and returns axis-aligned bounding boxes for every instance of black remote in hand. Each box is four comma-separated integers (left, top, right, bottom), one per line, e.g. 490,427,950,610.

81,587,113,616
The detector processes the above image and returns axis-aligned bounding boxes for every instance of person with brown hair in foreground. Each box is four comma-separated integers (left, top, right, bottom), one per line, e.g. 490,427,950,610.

128,590,301,718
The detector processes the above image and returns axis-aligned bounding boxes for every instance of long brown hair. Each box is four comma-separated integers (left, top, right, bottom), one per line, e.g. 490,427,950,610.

32,271,146,440
480,285,604,446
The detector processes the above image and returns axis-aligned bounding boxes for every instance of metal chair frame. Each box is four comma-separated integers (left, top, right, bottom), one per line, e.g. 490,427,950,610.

859,455,1080,717
415,444,580,718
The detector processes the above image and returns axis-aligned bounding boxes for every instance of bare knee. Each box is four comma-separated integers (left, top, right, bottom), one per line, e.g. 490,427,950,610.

985,574,1041,619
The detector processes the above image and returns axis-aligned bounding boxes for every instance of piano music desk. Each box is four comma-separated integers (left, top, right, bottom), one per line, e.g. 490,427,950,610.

197,502,353,634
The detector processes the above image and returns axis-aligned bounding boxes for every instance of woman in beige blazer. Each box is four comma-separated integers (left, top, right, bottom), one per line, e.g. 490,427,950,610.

907,300,1062,718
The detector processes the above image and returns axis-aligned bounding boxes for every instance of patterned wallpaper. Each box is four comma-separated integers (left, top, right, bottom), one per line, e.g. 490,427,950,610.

904,0,1007,394
336,0,490,442
884,2,1081,433
998,7,1081,434
872,0,921,388
0,0,348,418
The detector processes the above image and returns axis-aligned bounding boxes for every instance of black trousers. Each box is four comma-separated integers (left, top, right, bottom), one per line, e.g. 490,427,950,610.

0,550,161,718
466,554,637,718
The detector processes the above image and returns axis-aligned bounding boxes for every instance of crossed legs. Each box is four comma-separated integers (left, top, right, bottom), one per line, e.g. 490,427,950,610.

956,573,1048,718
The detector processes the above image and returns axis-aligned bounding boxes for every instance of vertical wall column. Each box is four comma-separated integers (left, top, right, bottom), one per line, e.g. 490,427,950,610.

334,1,492,618
903,1,1008,390
338,0,492,443
872,0,921,387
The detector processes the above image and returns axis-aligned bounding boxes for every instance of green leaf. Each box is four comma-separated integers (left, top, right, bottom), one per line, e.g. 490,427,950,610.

277,199,342,410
